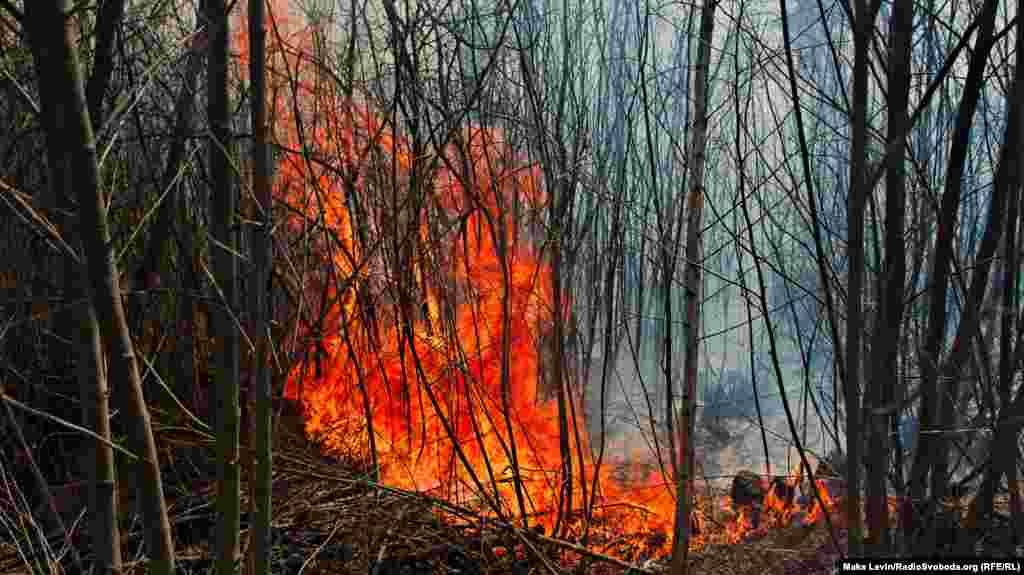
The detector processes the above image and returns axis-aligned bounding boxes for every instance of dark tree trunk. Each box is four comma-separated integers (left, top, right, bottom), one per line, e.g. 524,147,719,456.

25,1,176,573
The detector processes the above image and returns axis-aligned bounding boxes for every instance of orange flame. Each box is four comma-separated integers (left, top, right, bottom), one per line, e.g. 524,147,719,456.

230,3,846,561
721,476,843,544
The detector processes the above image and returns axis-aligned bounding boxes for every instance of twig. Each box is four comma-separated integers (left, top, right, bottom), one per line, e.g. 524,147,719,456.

297,516,345,575
0,179,79,263
368,508,406,575
0,390,138,460
514,530,564,575
519,528,657,575
0,386,85,572
760,548,813,555
274,466,659,574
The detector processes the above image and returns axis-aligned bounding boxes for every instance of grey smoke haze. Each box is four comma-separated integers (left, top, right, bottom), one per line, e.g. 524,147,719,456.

580,339,839,488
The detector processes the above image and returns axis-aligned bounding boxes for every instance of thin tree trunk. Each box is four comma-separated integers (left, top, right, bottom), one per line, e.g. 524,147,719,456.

84,0,125,127
25,2,176,573
671,3,715,574
206,0,242,572
910,2,999,552
79,5,127,569
735,0,772,481
931,36,1016,534
74,276,123,575
865,0,913,556
508,0,584,533
249,0,274,572
844,0,875,556
552,236,574,535
926,5,1002,546
1002,16,1024,536
26,6,121,573
339,0,379,481
583,166,625,543
943,12,1023,552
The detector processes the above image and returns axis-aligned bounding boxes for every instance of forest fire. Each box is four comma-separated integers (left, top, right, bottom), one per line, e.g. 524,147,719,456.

231,3,841,562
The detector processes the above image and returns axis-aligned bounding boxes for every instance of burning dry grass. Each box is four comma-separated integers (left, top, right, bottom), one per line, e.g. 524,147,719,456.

0,405,883,575
5,397,1017,575
224,457,847,575
187,415,849,575
211,444,847,575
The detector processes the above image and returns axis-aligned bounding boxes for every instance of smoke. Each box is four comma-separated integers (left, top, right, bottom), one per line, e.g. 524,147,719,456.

578,344,838,490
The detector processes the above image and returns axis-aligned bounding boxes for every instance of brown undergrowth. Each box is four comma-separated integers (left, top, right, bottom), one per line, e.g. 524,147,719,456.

2,397,1018,575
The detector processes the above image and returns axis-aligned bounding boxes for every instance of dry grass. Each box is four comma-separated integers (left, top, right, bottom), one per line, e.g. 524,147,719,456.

2,407,1020,575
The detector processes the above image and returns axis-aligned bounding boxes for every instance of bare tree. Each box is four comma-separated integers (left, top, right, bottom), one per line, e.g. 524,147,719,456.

248,0,275,572
909,0,1000,553
842,0,879,556
23,2,121,570
511,0,592,533
672,2,715,573
24,1,176,573
863,0,913,556
205,0,243,572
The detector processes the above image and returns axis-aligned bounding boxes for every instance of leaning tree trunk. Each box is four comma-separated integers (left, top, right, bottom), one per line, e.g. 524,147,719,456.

24,2,176,574
672,3,716,575
908,0,999,554
26,8,121,573
939,10,1023,552
78,3,126,570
